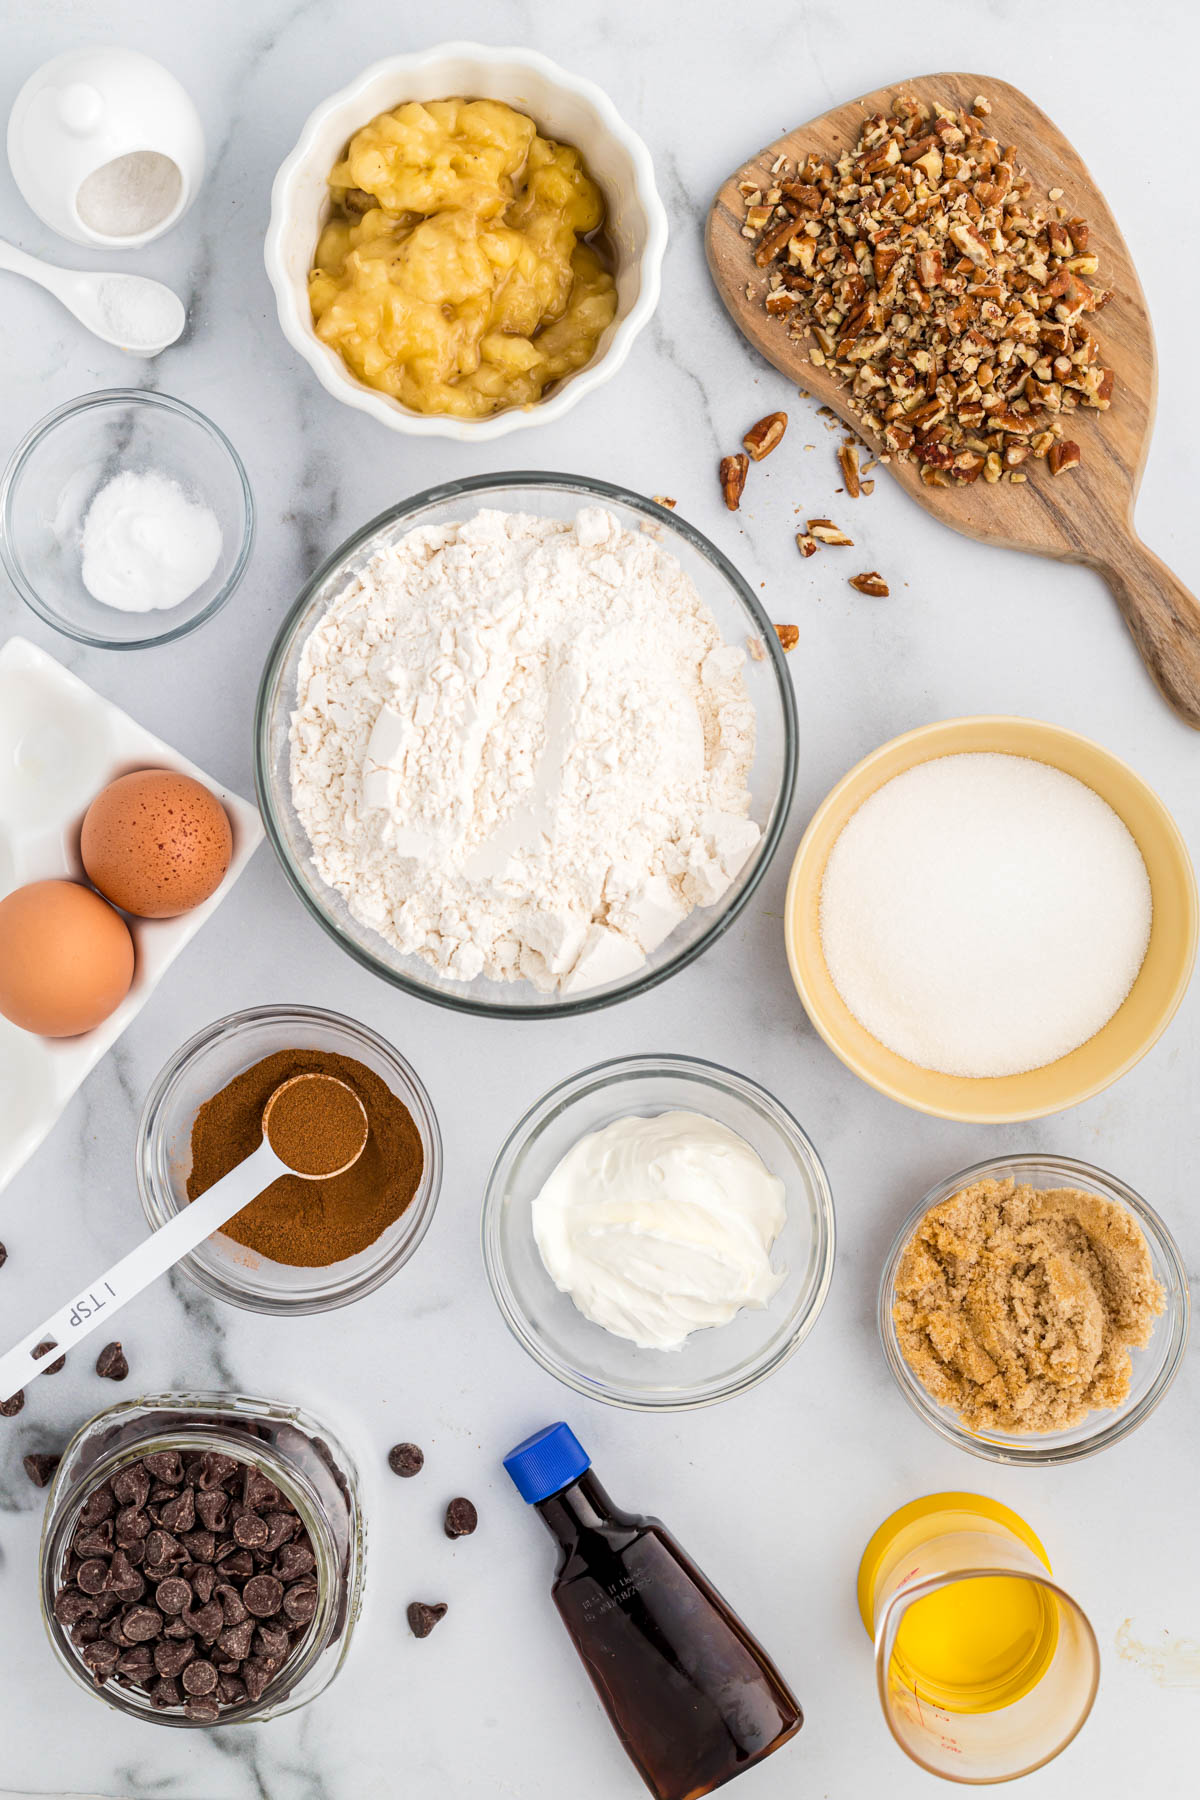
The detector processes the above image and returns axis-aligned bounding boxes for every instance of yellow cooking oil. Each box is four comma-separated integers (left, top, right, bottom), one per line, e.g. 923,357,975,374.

858,1493,1061,1714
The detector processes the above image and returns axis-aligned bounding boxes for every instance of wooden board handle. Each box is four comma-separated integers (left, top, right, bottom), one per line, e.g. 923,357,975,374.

1095,536,1200,730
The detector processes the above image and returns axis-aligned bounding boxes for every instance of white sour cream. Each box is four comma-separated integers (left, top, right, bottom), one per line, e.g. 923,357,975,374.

531,1110,787,1351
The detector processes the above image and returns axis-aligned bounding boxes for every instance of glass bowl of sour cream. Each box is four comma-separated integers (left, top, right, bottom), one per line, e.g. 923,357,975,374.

0,389,254,648
482,1053,836,1411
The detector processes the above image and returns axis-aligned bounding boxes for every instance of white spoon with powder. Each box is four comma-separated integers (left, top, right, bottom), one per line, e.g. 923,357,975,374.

0,236,185,355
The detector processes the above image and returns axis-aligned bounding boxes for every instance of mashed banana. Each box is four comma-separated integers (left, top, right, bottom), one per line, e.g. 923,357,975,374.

309,98,618,418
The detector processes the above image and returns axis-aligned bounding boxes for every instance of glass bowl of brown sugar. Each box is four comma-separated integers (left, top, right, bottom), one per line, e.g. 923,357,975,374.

136,1004,442,1314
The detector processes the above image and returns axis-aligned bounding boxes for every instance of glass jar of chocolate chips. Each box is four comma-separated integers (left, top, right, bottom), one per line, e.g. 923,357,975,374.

38,1391,364,1726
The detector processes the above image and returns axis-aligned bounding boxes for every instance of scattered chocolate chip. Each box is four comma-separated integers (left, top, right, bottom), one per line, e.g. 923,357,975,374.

32,1340,66,1374
23,1451,61,1488
95,1341,128,1381
444,1497,478,1539
388,1442,424,1478
242,1574,283,1618
0,1241,6,1267
407,1601,447,1638
0,1388,25,1417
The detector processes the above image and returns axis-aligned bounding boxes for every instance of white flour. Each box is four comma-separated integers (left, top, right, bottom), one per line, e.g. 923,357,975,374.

289,507,760,993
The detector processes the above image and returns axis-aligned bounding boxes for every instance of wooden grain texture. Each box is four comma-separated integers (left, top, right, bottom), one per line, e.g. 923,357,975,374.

706,71,1200,730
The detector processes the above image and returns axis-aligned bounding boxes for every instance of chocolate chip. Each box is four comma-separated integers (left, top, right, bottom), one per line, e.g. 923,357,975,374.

242,1470,282,1511
112,1464,150,1509
0,1241,6,1267
215,1583,248,1627
156,1577,193,1616
281,1582,318,1626
182,1658,217,1696
114,1506,151,1547
82,1639,121,1679
95,1341,129,1381
181,1530,217,1564
185,1694,220,1722
122,1607,163,1642
32,1340,66,1374
117,1645,155,1680
0,1389,25,1417
407,1601,448,1638
263,1511,297,1551
274,1542,315,1582
154,1638,195,1678
164,1617,194,1640
74,1522,114,1557
145,1529,182,1567
444,1497,478,1539
217,1673,247,1706
108,1560,145,1606
54,1588,99,1626
77,1558,111,1595
71,1619,102,1646
241,1657,272,1702
23,1452,61,1488
218,1548,254,1577
142,1450,184,1485
191,1564,217,1604
242,1574,283,1618
388,1442,424,1478
195,1489,228,1532
149,1675,181,1709
230,1510,266,1549
254,1622,290,1664
217,1619,254,1662
80,1483,116,1525
199,1451,239,1490
158,1489,195,1533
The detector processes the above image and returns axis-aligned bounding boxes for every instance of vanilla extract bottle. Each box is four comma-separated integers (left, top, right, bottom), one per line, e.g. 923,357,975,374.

504,1423,803,1799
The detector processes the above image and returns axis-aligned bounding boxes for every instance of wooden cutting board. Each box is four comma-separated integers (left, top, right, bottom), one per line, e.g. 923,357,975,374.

706,71,1200,730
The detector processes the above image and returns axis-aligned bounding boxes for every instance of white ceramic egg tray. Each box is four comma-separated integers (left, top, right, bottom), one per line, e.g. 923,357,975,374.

0,635,262,1194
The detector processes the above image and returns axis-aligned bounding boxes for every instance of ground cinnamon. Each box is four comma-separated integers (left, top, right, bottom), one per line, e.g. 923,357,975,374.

265,1073,367,1177
187,1049,423,1267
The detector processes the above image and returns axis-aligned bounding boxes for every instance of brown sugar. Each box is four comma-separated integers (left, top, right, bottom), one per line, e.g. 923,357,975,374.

892,1177,1165,1434
187,1049,423,1267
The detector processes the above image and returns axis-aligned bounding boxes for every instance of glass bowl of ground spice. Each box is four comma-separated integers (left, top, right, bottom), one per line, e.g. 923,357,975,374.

136,1004,441,1313
879,1155,1189,1467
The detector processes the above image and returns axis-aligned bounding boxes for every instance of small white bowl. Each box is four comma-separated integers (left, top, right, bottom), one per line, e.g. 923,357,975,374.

264,43,668,440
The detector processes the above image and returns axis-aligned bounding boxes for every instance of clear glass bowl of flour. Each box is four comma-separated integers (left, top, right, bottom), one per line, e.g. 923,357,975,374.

482,1054,836,1410
0,389,254,648
254,474,798,1017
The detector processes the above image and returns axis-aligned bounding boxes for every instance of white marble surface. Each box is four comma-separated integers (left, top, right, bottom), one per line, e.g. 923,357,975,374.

1,2,1198,1796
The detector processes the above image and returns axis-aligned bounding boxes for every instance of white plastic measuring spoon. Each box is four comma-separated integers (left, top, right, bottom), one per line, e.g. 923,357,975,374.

0,236,185,355
0,1072,367,1403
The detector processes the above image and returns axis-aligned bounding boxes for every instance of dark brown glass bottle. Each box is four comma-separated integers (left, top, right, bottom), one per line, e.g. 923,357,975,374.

504,1423,802,1800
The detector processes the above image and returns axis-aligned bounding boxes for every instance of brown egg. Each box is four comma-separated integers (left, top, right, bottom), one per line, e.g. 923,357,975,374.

0,880,134,1037
82,769,233,918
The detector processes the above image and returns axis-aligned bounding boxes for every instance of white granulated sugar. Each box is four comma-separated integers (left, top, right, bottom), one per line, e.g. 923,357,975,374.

289,507,760,993
819,752,1152,1078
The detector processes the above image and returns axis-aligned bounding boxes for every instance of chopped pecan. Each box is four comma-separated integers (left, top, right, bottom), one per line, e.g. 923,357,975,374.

796,533,819,557
743,412,788,461
837,444,861,497
807,518,854,546
848,571,890,596
774,623,800,652
1047,440,1081,475
652,495,677,509
719,454,749,510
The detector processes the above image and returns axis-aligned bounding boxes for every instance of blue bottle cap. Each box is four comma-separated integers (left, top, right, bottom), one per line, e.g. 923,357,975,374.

503,1422,590,1504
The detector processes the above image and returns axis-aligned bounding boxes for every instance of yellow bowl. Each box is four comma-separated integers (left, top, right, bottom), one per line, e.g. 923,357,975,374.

784,717,1197,1123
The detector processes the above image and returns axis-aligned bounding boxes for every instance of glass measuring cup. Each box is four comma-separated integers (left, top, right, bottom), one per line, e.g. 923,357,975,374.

857,1494,1099,1783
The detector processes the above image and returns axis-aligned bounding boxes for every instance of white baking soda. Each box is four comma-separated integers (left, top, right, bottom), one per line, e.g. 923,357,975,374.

80,469,222,612
819,753,1152,1078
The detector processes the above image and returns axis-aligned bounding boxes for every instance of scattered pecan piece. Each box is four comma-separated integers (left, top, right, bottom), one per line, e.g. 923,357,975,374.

719,454,749,510
651,495,676,509
796,533,819,558
848,571,890,596
807,518,854,546
837,444,862,497
774,624,799,652
742,412,788,461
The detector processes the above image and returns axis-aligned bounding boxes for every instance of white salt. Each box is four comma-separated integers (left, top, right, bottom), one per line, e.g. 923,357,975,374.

819,752,1152,1078
80,470,222,613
